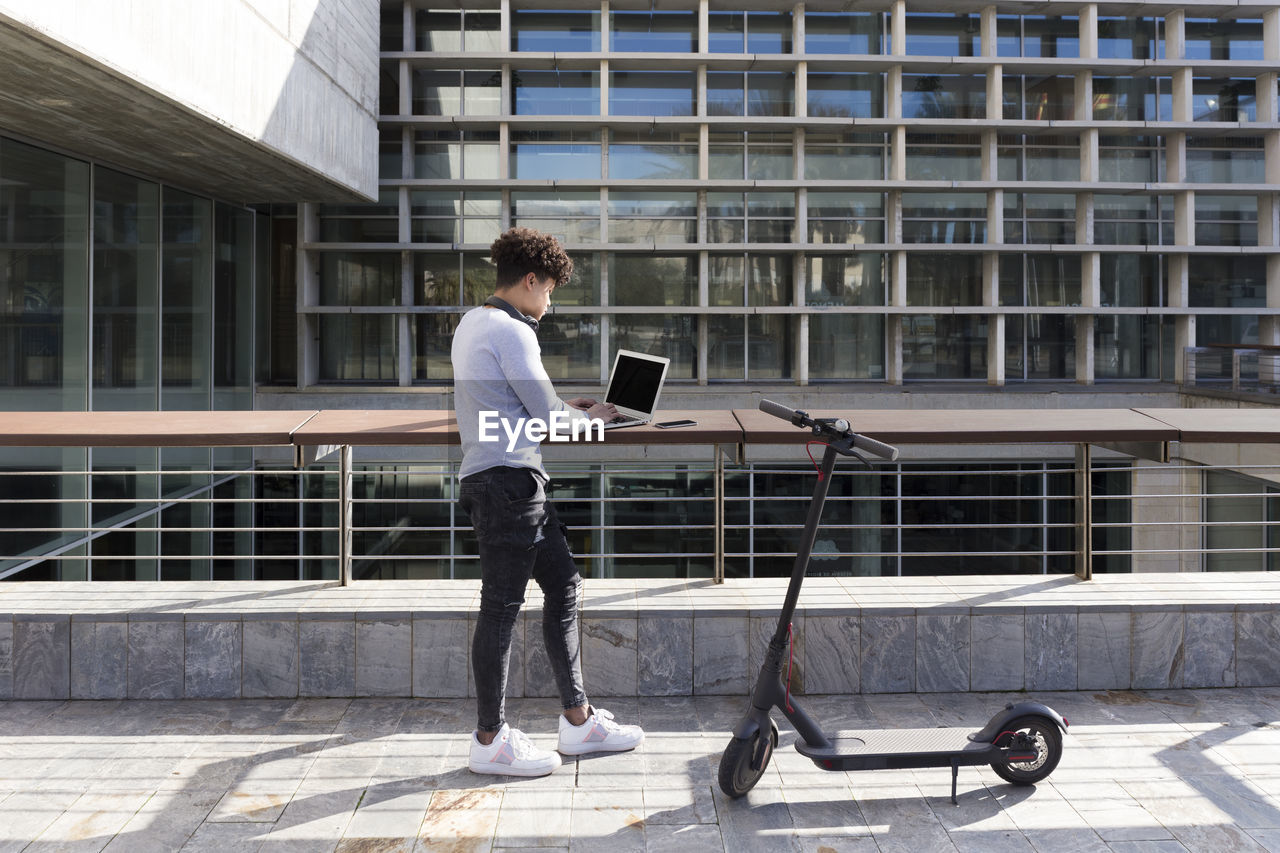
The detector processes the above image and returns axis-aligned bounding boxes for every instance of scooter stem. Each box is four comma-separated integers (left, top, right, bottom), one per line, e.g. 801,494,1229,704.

771,443,839,649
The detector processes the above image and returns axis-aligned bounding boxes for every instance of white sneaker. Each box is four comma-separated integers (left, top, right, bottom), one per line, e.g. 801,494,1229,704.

468,723,561,777
557,706,645,755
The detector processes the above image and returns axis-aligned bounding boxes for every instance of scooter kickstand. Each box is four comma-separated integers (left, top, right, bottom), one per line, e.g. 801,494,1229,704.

950,760,959,806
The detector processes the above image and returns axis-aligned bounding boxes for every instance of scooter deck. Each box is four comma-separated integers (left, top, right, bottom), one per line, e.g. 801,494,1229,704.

795,727,994,771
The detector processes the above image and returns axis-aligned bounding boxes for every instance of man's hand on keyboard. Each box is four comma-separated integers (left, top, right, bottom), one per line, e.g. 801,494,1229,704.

586,401,619,422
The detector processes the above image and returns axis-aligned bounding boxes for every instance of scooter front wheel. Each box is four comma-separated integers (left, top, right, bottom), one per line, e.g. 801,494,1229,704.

718,723,778,798
990,715,1063,785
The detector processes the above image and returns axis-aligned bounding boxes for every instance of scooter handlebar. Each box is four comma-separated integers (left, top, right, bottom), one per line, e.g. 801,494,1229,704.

758,398,798,423
758,399,900,462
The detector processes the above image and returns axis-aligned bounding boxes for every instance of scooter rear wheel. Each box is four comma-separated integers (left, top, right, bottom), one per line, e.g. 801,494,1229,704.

718,723,778,798
990,715,1063,785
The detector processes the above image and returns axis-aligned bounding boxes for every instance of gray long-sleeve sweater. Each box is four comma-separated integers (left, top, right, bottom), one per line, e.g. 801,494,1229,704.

451,304,589,481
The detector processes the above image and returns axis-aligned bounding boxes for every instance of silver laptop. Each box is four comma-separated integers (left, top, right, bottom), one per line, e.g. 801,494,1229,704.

601,349,671,430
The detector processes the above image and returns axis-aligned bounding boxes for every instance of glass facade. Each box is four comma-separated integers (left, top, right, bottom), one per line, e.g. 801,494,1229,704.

0,134,265,580
343,6,1279,386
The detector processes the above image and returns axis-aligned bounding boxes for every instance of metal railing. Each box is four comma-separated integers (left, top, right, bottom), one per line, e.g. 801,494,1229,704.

5,449,1280,582
1184,345,1280,395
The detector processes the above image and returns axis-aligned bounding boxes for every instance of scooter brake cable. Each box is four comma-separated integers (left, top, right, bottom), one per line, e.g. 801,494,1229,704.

805,441,829,480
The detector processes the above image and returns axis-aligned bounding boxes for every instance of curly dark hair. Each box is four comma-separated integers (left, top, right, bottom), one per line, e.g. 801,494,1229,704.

490,227,574,289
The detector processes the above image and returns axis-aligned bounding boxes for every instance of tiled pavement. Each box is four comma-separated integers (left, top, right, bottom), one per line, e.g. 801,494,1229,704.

6,689,1280,851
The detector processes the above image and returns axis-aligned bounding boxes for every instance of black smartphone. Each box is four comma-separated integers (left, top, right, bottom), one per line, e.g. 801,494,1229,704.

656,419,697,429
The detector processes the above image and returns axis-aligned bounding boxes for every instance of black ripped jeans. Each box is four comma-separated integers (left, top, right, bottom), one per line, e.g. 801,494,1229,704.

459,466,587,733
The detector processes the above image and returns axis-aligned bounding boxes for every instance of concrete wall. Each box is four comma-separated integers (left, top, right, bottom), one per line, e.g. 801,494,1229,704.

0,0,378,201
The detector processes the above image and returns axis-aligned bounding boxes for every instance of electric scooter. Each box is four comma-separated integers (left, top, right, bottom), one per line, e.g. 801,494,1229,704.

719,400,1069,805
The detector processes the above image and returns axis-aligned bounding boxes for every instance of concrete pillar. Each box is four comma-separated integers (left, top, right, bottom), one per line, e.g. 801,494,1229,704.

698,124,708,180
499,0,509,50
980,5,998,56
1080,128,1099,183
1169,253,1194,383
399,249,412,387
888,251,906,385
891,0,906,55
891,127,906,181
981,130,998,178
601,0,610,51
1172,68,1192,122
1077,191,1094,245
296,203,320,389
1167,131,1187,183
795,252,808,385
698,0,709,53
887,68,902,120
1077,251,1100,385
1174,190,1195,246
698,250,709,385
600,59,609,115
1257,72,1278,123
795,61,807,117
1075,71,1093,122
794,2,805,54
1079,5,1098,58
986,67,1003,120
1166,10,1185,60
984,250,1004,385
697,65,707,117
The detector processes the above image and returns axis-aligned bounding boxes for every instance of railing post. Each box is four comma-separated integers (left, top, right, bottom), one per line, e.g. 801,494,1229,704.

714,443,725,584
1075,442,1093,580
339,444,353,586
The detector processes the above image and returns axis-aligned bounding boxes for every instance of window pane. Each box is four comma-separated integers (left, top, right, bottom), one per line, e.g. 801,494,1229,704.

905,13,980,56
513,10,600,51
612,314,696,379
610,254,695,306
808,72,882,118
93,167,158,411
161,189,212,409
903,74,985,119
805,134,885,180
610,11,695,52
0,138,89,409
810,315,885,379
906,254,980,305
747,12,792,53
607,134,697,180
511,132,601,180
319,315,396,382
805,12,881,54
806,254,885,306
541,311,602,381
513,71,599,115
609,71,695,116
904,315,987,379
320,252,399,306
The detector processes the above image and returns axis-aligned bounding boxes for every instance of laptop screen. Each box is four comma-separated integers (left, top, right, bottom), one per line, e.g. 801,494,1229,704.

605,354,665,414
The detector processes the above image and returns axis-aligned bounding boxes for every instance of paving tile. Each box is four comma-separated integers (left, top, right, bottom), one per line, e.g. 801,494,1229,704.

712,785,801,853
568,787,645,853
644,823,724,852
642,784,717,826
415,788,502,852
103,789,224,853
0,790,84,853
23,790,154,852
340,781,432,851
495,788,572,847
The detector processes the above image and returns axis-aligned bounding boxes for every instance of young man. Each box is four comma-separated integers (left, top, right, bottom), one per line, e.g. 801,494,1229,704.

452,227,645,776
